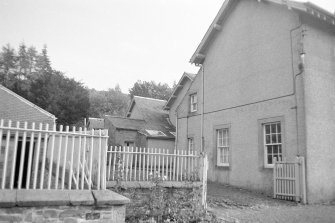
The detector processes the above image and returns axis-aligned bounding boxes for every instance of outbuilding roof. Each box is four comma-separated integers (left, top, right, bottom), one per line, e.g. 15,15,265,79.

0,84,56,121
105,116,145,131
126,96,175,138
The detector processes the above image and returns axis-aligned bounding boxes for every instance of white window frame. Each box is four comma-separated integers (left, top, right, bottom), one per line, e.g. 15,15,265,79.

190,93,197,112
187,137,194,152
263,121,283,168
216,128,230,167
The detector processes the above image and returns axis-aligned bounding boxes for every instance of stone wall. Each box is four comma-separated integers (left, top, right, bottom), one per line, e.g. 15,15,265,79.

0,189,129,223
108,181,204,222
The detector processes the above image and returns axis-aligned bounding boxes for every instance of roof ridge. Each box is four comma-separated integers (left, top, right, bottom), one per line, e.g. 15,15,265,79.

105,115,145,122
134,95,167,102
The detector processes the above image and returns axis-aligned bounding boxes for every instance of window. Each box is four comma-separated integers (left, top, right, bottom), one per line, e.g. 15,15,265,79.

124,141,134,147
145,129,166,136
190,93,197,112
263,122,282,167
216,128,229,166
188,138,194,152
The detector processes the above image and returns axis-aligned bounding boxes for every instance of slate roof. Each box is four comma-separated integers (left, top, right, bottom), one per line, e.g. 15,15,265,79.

126,96,176,139
0,84,56,128
104,116,145,131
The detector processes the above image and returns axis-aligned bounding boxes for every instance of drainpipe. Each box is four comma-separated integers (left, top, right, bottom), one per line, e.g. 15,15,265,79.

195,64,205,153
289,16,306,157
174,110,178,153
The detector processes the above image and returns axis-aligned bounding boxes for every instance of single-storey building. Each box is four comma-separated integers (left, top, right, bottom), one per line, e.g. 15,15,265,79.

0,84,56,188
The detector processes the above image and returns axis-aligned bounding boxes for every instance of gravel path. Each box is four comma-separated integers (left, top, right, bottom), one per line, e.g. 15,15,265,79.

207,182,335,223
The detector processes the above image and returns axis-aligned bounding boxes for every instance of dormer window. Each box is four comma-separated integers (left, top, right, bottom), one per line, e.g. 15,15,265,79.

190,93,197,112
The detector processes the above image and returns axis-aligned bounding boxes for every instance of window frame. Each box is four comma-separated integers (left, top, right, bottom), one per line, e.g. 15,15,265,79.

258,116,285,168
187,137,194,152
189,93,198,113
214,124,231,167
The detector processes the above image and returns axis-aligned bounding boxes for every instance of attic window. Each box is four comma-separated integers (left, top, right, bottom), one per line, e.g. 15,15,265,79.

146,129,166,136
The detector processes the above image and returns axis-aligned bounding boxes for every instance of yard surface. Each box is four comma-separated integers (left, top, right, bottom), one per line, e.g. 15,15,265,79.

207,182,335,223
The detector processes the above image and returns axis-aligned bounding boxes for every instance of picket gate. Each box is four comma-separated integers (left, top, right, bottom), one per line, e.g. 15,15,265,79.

273,156,306,204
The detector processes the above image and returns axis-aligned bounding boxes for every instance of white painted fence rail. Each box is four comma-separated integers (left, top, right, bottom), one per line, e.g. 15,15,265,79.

273,156,306,204
107,146,203,182
0,119,108,190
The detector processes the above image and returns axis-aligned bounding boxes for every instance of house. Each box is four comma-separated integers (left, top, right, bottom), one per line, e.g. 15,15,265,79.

95,96,175,151
169,0,335,203
0,84,56,188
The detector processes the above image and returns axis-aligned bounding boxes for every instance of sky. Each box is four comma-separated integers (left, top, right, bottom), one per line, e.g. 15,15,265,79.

0,0,334,93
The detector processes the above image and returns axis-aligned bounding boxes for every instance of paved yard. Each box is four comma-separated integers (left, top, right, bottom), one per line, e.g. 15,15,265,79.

207,182,335,223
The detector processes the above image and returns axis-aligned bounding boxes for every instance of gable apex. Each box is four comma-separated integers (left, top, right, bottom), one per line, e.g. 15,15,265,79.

190,0,335,65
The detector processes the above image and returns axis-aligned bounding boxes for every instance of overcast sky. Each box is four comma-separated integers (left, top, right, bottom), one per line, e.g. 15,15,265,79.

0,0,334,93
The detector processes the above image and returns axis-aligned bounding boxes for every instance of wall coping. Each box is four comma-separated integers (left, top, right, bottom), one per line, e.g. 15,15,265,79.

106,181,203,189
0,189,130,208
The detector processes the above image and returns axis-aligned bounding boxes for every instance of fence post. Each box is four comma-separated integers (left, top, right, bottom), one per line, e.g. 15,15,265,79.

201,153,208,209
295,157,301,202
300,156,307,204
273,157,277,199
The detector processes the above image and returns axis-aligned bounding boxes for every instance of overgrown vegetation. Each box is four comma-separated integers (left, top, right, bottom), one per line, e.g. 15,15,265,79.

111,153,219,223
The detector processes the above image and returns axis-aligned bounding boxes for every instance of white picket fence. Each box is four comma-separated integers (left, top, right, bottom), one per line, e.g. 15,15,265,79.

0,119,108,190
106,146,204,182
273,156,306,203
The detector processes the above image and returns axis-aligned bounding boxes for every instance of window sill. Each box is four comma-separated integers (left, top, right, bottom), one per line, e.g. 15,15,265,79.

264,164,274,169
188,111,198,116
217,163,230,168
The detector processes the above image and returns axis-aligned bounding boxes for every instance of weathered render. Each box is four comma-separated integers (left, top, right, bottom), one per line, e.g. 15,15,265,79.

170,0,335,203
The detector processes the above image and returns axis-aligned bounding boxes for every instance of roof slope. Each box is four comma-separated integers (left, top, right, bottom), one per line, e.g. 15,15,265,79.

127,96,175,138
164,72,196,110
0,84,56,124
190,0,335,64
105,115,145,131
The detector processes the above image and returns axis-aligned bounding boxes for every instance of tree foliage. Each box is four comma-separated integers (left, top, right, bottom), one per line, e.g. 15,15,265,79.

89,85,129,118
0,43,90,126
129,80,173,101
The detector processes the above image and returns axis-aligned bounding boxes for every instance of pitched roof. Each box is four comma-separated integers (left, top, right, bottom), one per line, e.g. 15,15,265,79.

164,72,196,110
87,117,104,129
105,115,145,131
190,0,335,64
126,96,175,138
126,96,167,117
0,84,56,120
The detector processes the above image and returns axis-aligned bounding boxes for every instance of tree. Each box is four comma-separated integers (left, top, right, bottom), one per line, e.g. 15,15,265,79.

129,80,173,101
0,43,90,126
29,70,90,126
0,44,17,86
89,85,129,118
35,45,51,73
